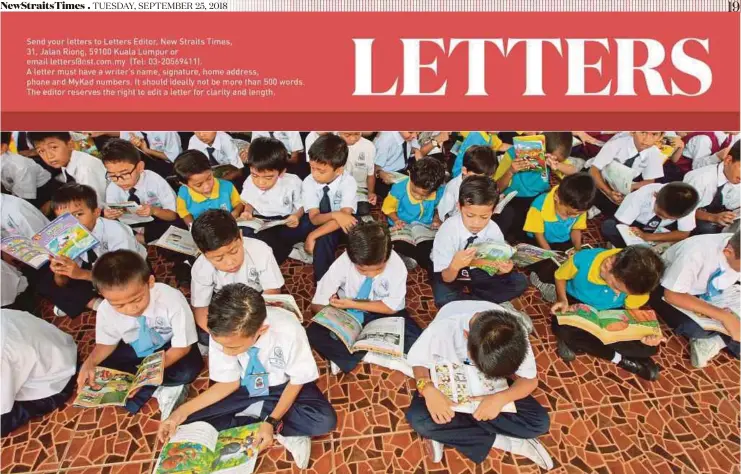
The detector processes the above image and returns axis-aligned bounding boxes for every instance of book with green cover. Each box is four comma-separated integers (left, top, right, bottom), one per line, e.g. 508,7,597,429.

513,135,547,173
469,242,516,276
555,304,661,344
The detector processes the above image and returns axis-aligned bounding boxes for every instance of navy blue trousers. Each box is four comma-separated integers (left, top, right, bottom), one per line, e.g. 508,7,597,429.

242,216,313,265
432,270,527,308
1,373,76,436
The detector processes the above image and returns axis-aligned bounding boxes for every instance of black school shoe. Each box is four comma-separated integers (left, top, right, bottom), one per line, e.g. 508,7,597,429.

618,357,660,381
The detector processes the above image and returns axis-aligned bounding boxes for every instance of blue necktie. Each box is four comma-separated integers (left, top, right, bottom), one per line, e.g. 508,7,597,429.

700,268,725,301
244,346,267,376
130,316,166,357
346,277,373,324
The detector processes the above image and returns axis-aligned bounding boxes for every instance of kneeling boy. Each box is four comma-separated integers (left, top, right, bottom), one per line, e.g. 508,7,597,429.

405,301,552,468
78,250,204,414
158,284,337,469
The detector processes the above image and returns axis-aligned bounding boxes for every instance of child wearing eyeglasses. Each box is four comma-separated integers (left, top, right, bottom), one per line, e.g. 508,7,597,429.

101,139,183,243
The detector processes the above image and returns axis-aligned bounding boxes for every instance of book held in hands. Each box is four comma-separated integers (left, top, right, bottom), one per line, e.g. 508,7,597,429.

311,307,405,359
152,226,201,256
390,224,437,245
513,135,547,175
616,224,672,255
74,352,165,408
1,213,99,269
554,304,661,344
663,285,740,337
468,242,516,276
431,362,516,415
263,294,303,322
237,217,289,233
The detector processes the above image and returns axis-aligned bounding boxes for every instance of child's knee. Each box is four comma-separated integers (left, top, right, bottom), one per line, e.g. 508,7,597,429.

405,402,437,437
304,403,338,436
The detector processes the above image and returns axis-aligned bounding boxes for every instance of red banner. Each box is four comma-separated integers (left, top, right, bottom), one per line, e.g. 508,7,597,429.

2,12,739,129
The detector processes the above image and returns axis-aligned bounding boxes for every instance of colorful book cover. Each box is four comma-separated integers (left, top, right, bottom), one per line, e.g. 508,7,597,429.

469,242,516,276
431,362,516,415
513,135,547,173
512,243,559,267
555,304,661,344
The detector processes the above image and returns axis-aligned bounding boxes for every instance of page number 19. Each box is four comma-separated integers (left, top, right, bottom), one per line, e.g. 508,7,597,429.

730,1,740,11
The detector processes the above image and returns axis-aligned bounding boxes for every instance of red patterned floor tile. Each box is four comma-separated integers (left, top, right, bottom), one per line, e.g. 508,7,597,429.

334,433,425,474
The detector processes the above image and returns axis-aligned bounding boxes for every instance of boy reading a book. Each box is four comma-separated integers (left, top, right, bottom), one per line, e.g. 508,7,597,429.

158,284,337,469
588,132,666,217
306,221,422,375
252,131,307,178
338,131,377,216
495,132,574,242
78,250,203,414
523,172,596,252
451,132,507,178
382,157,446,274
302,134,358,282
174,150,244,227
536,246,666,380
37,184,147,318
190,210,284,343
650,232,740,368
238,136,310,264
432,176,527,307
683,142,741,235
1,309,77,435
1,132,56,211
28,132,108,205
102,139,182,243
405,301,552,468
438,145,499,223
601,182,700,248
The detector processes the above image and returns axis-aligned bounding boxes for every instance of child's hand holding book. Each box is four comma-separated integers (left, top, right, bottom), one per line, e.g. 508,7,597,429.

50,255,86,280
450,248,477,272
423,385,455,424
103,207,125,219
254,421,276,451
335,213,358,233
329,295,355,310
471,392,510,422
640,335,667,346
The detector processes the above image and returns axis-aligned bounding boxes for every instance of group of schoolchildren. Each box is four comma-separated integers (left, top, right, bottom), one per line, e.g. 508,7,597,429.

1,130,739,470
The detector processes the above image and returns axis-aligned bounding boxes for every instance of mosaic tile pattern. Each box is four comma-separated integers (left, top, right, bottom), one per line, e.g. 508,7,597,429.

1,212,739,474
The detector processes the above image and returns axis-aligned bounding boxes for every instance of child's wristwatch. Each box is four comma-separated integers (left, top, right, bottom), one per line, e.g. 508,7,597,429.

263,415,283,433
416,378,431,396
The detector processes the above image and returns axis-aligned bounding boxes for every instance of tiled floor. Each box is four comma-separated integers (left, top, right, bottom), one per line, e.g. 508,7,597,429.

2,218,739,474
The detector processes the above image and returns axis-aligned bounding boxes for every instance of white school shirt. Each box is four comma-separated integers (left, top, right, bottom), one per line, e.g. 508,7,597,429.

661,233,740,296
590,134,665,181
1,151,51,200
692,134,741,170
240,173,302,217
437,174,463,222
252,132,304,153
683,132,732,160
0,193,50,239
684,163,740,211
312,250,408,312
1,309,77,413
614,183,696,232
79,217,147,265
1,261,28,308
432,213,506,272
120,131,182,162
188,132,243,169
374,132,420,172
406,300,537,379
304,131,322,155
58,150,109,205
346,137,376,191
208,306,319,387
190,237,285,308
105,170,177,212
96,283,198,348
302,172,358,213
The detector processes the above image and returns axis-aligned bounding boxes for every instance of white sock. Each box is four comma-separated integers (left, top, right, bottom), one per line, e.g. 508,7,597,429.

611,352,622,364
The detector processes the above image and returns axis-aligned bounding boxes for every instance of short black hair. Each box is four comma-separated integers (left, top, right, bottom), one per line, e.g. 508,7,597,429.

247,137,289,172
191,209,241,253
462,145,498,176
308,134,348,169
408,157,445,193
729,141,740,162
0,132,10,145
92,250,150,292
208,283,267,337
557,173,596,212
27,132,72,146
347,221,392,266
611,246,665,294
101,138,142,166
468,310,528,378
729,230,740,257
655,182,699,218
52,183,98,212
174,150,212,183
544,132,573,157
459,175,500,208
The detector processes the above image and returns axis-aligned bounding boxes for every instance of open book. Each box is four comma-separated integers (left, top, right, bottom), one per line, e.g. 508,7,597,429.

384,170,408,184
153,226,201,257
555,304,661,344
469,242,516,276
431,362,516,415
616,224,672,255
211,164,242,181
663,285,739,336
513,135,547,173
549,244,594,266
390,224,437,245
311,307,405,358
74,351,165,408
512,243,560,267
493,190,518,215
154,422,260,474
237,217,289,233
263,294,303,322
70,132,101,157
1,213,98,269
105,201,154,226
601,161,634,196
